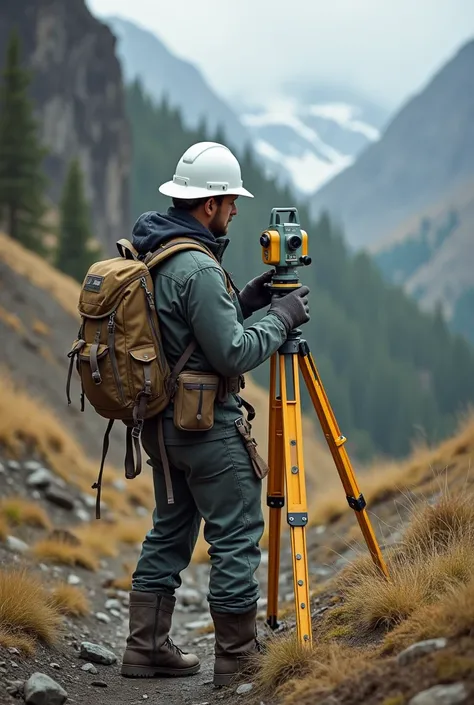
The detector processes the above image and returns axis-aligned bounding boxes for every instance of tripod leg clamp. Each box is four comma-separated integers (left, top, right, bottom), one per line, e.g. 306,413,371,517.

346,493,366,511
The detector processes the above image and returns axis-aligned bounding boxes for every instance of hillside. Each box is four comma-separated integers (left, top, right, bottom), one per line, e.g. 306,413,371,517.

126,79,474,460
0,0,131,252
372,181,474,343
310,38,474,250
1,354,473,703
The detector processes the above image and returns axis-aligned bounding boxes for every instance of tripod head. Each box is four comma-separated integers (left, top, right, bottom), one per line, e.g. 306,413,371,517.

260,208,312,293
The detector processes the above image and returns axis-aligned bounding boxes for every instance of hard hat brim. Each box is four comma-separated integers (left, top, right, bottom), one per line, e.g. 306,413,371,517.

159,181,254,199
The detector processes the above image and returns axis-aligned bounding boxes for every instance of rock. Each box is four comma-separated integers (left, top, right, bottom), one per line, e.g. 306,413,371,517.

236,683,254,695
0,461,5,474
105,599,121,611
67,574,81,586
11,660,19,667
110,609,121,618
7,648,20,655
6,679,24,696
6,535,29,554
135,506,149,517
186,619,213,630
45,487,75,510
75,508,90,522
79,642,117,665
180,588,204,608
81,494,97,509
24,460,43,472
398,638,448,666
91,680,108,688
6,460,21,471
81,663,98,675
24,672,68,705
50,662,61,669
96,612,111,624
26,468,54,488
39,563,49,572
112,478,126,492
409,683,468,705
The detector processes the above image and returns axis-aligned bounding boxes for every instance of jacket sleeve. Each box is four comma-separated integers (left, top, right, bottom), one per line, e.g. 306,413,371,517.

182,264,288,377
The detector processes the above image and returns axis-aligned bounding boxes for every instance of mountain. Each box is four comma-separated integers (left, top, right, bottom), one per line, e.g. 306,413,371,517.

239,83,388,195
126,79,474,461
103,15,251,153
372,181,474,342
101,15,387,197
0,0,131,252
309,38,474,250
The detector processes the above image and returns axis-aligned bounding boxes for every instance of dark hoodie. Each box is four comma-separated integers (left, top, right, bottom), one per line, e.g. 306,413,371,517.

131,207,229,263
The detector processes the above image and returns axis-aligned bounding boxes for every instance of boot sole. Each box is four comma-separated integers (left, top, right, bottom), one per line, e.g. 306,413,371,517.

121,663,200,678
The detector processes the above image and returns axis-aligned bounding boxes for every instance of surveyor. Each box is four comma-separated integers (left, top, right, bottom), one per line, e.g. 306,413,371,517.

121,141,310,685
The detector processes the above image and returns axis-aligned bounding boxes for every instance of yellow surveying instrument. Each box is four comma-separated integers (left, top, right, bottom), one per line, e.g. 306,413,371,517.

260,208,389,646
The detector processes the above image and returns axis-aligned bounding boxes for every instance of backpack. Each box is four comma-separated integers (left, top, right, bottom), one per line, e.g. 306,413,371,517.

66,237,225,518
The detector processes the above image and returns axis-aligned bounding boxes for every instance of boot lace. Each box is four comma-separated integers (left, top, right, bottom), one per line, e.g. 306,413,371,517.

165,636,185,656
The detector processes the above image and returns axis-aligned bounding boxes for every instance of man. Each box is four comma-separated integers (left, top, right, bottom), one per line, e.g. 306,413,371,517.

121,142,310,685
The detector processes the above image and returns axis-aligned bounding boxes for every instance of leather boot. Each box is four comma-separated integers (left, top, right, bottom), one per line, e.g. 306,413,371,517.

210,604,259,686
121,591,200,677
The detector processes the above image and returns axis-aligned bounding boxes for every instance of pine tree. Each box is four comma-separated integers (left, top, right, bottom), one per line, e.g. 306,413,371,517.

56,158,100,282
0,28,48,251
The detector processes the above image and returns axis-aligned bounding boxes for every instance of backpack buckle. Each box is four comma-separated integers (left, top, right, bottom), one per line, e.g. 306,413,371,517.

92,371,102,385
132,419,143,439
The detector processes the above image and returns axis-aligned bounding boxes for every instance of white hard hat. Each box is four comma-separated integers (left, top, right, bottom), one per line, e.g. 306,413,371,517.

159,142,254,199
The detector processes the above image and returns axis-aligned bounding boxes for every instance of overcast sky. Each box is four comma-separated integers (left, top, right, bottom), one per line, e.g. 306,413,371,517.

87,0,474,110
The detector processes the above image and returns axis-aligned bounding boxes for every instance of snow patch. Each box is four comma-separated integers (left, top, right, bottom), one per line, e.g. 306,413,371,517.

308,103,380,141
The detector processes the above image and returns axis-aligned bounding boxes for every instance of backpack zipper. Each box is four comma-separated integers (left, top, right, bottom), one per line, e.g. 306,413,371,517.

108,311,125,404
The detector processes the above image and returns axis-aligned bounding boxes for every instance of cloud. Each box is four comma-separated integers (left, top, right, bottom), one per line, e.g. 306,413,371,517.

87,0,474,109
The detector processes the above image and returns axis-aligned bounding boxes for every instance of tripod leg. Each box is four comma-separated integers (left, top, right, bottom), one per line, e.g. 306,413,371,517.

298,343,389,579
279,348,312,646
266,353,284,630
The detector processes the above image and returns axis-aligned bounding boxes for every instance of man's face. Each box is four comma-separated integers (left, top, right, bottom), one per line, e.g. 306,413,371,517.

208,195,238,237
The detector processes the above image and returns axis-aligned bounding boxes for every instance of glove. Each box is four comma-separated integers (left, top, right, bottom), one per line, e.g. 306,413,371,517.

238,269,275,319
268,285,310,332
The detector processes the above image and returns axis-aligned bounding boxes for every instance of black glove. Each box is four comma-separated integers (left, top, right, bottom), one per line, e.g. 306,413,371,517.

268,285,310,332
238,269,275,319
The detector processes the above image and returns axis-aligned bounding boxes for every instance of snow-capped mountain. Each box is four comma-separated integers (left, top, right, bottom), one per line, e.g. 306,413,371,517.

101,15,388,197
240,93,387,194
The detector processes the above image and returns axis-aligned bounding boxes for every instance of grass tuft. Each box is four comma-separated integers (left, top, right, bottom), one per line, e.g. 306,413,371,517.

31,538,99,571
1,496,52,529
49,583,90,617
73,523,119,558
0,515,8,542
0,568,63,651
0,629,37,655
253,633,316,696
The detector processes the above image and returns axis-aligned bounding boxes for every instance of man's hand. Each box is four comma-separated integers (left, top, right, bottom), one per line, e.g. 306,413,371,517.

238,269,275,318
268,285,310,332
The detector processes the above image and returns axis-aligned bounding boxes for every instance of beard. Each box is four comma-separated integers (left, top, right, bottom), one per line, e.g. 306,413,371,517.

208,209,229,238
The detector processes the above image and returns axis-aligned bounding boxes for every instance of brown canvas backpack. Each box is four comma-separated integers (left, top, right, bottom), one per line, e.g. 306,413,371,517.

66,237,226,518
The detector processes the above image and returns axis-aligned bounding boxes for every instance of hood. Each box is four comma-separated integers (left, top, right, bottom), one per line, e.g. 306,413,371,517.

131,207,229,262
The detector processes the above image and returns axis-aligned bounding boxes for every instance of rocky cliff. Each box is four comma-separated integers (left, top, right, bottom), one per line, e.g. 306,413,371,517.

0,0,131,252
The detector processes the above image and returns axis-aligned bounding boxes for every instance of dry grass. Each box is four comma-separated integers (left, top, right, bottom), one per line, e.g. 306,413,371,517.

254,633,372,703
0,371,135,519
32,319,51,337
72,523,119,558
0,629,36,655
49,583,90,617
0,496,52,530
0,304,26,335
111,518,150,546
0,515,8,542
0,568,63,652
0,231,81,320
31,538,99,571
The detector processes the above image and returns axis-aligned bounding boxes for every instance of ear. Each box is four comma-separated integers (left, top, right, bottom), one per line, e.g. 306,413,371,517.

204,198,215,216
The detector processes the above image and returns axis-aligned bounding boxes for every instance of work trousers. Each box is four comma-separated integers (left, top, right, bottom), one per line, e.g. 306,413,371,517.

132,428,265,614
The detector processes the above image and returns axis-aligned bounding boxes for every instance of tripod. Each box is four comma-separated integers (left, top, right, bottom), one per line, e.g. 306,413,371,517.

265,327,390,646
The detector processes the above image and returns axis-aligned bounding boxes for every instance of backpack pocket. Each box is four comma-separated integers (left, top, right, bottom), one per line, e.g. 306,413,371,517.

77,342,125,414
129,346,162,403
173,372,219,431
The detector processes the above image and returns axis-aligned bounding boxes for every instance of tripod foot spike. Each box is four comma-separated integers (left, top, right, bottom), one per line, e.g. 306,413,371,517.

266,615,280,631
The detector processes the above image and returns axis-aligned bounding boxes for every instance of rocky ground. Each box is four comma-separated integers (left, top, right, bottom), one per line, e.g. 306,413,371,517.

0,453,303,705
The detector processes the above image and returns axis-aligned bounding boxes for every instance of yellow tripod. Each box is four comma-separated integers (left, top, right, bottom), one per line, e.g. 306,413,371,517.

265,327,390,645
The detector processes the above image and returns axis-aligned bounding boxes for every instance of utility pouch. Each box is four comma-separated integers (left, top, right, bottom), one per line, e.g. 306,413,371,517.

235,417,269,480
173,372,220,431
